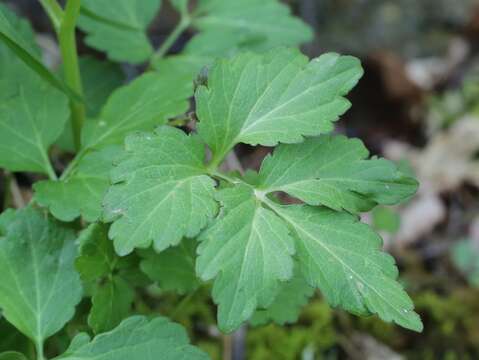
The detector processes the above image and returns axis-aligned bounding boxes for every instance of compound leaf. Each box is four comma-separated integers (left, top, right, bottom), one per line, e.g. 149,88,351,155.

81,72,191,150
196,48,363,162
78,0,162,64
88,276,134,334
34,146,118,222
196,184,295,332
250,268,314,326
140,238,200,294
269,203,423,332
55,316,209,360
104,126,217,256
258,135,418,213
0,207,82,345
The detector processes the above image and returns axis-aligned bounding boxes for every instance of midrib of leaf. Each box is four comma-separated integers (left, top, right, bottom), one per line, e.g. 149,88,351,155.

223,201,263,324
123,176,199,248
26,214,46,350
265,200,413,324
21,87,56,178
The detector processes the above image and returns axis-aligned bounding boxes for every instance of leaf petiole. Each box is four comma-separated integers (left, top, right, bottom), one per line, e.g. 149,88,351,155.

38,0,64,33
150,13,191,63
58,0,85,152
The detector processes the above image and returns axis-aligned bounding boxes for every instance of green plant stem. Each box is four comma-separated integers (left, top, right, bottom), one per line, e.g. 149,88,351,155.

60,148,87,180
35,340,45,360
38,0,64,33
171,289,198,320
59,0,85,152
151,15,191,63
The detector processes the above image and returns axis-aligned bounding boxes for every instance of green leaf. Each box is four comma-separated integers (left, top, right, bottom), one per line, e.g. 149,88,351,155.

0,207,83,345
104,126,217,256
0,5,81,102
78,0,162,64
0,209,15,237
80,57,124,117
250,268,314,326
268,203,423,332
258,135,418,213
55,316,209,360
81,72,191,150
0,81,69,174
0,352,27,360
140,238,200,294
0,8,70,176
196,184,295,332
193,0,313,51
196,48,363,162
75,223,116,282
34,146,118,222
88,276,134,334
0,4,39,76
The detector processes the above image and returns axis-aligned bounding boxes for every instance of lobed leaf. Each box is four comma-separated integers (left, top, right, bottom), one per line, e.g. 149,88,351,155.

196,184,295,332
0,207,83,345
193,0,313,51
258,135,418,213
78,0,162,64
0,7,69,175
55,316,209,360
196,48,363,162
103,126,217,256
269,203,423,332
154,0,312,82
34,146,118,222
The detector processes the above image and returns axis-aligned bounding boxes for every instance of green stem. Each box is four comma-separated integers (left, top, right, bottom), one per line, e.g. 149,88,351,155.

150,14,191,64
35,340,45,360
45,158,58,181
60,148,87,180
59,0,85,152
39,0,64,33
171,289,198,320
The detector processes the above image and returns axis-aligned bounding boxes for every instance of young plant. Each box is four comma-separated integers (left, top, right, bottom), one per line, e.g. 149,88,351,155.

0,0,422,359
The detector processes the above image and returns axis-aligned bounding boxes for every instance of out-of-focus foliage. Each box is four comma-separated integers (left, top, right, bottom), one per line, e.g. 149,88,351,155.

316,0,476,58
451,239,479,287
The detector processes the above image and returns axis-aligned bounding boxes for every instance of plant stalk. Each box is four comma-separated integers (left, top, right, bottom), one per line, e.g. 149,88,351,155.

35,340,45,360
151,15,191,64
38,0,64,33
59,0,85,152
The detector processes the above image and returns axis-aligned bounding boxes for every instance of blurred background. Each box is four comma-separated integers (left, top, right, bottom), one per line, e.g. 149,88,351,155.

3,0,479,359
